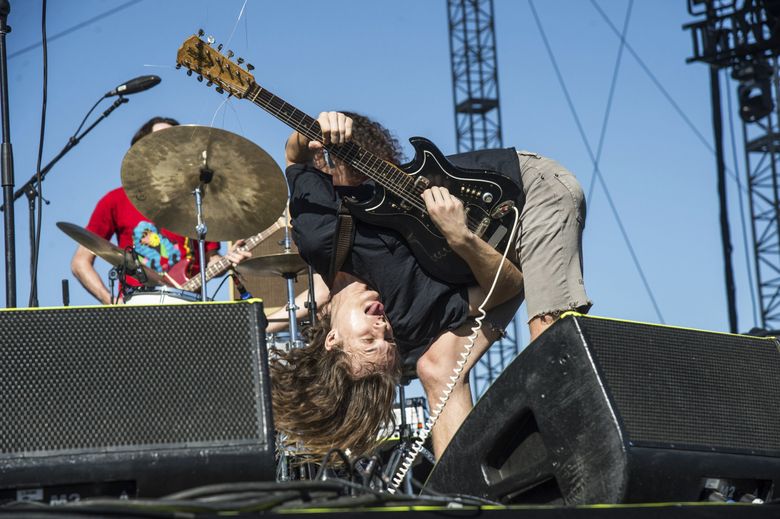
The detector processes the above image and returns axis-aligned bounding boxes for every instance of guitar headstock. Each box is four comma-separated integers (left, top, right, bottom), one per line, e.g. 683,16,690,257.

176,33,255,98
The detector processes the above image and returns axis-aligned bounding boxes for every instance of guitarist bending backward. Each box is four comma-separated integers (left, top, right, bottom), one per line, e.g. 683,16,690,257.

269,111,591,461
71,116,251,304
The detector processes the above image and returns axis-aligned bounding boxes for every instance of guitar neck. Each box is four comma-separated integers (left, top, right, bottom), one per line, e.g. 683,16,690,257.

245,84,412,192
182,219,284,292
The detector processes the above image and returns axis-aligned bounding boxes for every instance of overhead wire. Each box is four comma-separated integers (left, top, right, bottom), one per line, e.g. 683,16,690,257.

9,0,146,61
527,0,665,324
585,0,634,207
589,0,745,189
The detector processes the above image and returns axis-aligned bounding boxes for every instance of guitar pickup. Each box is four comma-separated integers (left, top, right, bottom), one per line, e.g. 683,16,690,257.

403,176,431,210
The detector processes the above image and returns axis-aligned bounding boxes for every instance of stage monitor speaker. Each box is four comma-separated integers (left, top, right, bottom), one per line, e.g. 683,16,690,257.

0,301,275,504
425,314,780,504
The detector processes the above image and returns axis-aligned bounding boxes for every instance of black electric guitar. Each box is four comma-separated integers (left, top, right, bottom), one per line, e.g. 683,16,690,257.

177,34,521,284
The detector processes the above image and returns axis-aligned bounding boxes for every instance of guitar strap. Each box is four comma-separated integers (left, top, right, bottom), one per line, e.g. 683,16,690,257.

327,200,355,286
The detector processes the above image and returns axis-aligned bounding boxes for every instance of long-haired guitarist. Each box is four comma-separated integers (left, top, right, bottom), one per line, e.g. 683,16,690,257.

269,111,591,461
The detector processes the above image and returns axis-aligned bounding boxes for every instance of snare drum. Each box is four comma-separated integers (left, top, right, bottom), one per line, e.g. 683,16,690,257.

123,287,203,305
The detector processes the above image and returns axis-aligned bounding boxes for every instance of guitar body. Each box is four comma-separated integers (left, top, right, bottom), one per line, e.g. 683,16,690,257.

344,137,521,285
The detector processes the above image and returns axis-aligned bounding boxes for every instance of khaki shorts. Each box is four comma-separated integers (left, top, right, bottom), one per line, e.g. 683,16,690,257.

485,150,592,331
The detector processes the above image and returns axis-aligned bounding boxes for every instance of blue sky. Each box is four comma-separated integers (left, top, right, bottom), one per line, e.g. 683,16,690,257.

4,1,757,343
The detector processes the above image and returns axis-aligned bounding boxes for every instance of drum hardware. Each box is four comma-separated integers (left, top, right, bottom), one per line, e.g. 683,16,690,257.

119,125,287,242
56,222,165,290
123,286,203,305
236,227,309,349
120,125,286,301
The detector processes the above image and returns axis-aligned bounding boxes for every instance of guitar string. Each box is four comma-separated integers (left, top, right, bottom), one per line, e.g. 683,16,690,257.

189,42,489,233
248,85,489,231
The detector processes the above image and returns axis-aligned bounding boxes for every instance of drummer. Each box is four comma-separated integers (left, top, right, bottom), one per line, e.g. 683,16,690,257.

70,116,250,304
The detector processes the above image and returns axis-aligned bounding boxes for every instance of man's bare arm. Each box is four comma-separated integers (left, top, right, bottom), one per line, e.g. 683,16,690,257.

422,186,523,313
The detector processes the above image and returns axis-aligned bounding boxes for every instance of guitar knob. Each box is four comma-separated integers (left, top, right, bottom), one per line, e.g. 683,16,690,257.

482,192,494,203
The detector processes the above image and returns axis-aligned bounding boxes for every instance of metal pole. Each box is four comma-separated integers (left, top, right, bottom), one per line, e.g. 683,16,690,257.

0,0,15,308
709,64,738,333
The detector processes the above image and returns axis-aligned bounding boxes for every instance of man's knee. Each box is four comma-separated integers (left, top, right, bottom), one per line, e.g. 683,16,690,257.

416,348,461,393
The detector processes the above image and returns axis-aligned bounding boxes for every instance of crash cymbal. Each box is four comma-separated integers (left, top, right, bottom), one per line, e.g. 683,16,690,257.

236,251,308,277
56,221,164,287
121,125,287,242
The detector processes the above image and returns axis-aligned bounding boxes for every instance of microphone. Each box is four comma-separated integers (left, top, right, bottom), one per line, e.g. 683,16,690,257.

104,75,161,97
232,273,253,300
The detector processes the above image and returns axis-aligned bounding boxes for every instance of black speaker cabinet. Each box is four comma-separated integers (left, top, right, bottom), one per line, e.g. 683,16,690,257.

425,314,780,504
0,301,275,503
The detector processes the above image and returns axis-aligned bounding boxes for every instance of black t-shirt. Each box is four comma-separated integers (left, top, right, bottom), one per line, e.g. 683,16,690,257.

286,146,522,358
287,163,470,356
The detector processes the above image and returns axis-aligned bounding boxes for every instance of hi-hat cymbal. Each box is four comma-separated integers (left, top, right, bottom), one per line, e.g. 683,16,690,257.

57,222,164,287
121,125,287,242
236,251,308,278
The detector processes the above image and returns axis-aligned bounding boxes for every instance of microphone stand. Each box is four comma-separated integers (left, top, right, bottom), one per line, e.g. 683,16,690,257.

0,95,128,306
0,0,14,307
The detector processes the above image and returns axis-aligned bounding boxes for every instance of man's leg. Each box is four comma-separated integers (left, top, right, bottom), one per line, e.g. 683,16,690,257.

416,324,501,457
516,152,591,337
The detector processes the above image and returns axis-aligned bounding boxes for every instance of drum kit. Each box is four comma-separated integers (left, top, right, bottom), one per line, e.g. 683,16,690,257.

57,125,313,345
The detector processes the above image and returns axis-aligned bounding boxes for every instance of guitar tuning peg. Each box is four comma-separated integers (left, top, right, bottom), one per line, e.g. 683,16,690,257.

206,81,213,87
217,43,223,51
207,35,215,45
197,75,203,82
237,57,244,64
198,28,205,37
246,63,255,71
186,70,193,76
175,63,181,70
215,87,225,94
227,50,234,58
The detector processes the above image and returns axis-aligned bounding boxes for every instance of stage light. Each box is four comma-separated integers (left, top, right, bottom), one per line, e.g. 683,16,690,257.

733,60,775,123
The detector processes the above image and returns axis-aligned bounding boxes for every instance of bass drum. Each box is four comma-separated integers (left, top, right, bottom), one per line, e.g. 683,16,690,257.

123,286,203,305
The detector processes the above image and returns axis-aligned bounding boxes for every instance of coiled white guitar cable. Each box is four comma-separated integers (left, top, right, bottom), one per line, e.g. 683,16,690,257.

388,206,520,493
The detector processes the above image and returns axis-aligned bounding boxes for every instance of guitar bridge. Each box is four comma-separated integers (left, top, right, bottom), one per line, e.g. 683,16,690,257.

474,217,490,238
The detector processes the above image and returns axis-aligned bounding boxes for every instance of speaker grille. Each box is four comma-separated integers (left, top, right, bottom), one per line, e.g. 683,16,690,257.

582,318,780,455
0,303,268,456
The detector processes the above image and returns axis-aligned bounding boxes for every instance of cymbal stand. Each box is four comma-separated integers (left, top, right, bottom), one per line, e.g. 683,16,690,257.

193,160,213,302
193,184,208,302
281,226,303,348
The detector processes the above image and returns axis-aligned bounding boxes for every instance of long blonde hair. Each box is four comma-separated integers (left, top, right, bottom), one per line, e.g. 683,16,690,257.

270,315,401,460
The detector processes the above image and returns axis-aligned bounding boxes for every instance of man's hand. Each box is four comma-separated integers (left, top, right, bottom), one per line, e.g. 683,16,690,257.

224,239,252,267
285,112,366,187
422,186,471,247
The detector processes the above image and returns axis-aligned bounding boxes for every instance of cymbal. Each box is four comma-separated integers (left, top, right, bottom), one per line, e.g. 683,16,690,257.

57,222,164,287
120,125,287,242
236,251,308,277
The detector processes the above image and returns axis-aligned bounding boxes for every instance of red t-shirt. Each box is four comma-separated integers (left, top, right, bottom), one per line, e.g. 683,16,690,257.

86,187,220,287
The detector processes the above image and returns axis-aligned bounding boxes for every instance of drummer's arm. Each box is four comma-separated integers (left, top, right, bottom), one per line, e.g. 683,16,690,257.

71,245,112,305
265,272,330,334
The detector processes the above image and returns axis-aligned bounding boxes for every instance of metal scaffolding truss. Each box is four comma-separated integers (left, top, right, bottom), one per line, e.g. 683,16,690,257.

447,0,503,152
686,0,780,330
447,0,521,398
744,108,780,327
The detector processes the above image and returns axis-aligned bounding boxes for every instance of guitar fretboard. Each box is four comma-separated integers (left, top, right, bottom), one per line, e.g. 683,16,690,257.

182,219,284,292
245,84,422,205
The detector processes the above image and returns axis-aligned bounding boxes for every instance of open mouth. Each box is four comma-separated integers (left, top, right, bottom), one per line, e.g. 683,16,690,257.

366,301,385,316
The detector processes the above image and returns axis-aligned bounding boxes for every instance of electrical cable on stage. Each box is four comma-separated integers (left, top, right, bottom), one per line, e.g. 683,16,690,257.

388,206,521,493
